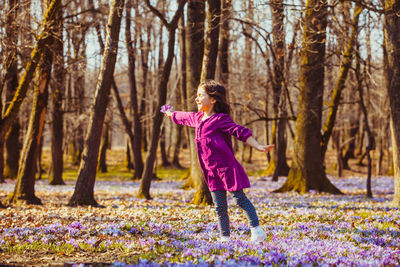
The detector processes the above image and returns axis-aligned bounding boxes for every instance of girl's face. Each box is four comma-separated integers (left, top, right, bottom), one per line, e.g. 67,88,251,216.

195,86,216,113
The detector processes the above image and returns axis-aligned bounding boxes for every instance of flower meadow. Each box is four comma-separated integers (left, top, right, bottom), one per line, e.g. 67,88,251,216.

1,176,400,266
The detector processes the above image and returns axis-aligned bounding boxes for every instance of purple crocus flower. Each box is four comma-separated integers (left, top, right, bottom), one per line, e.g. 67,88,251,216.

160,104,173,113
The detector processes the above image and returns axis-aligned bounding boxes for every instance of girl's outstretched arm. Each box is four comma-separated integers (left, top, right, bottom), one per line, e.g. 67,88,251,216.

246,136,275,153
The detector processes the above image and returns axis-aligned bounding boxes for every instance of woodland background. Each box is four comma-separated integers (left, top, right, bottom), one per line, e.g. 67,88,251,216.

0,0,399,208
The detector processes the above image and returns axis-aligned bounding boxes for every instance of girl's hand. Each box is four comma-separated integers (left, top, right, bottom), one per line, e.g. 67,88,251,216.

164,110,173,118
161,104,173,118
258,144,275,152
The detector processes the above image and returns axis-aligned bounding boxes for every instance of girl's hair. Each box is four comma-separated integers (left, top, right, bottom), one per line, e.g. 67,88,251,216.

199,80,231,114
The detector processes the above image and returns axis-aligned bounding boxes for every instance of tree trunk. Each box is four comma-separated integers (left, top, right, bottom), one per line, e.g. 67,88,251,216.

265,0,289,179
111,79,135,171
9,39,53,205
332,130,343,177
125,140,134,170
160,127,171,167
356,47,374,198
0,0,61,143
36,135,44,180
384,0,400,206
276,0,342,194
181,0,205,194
4,122,20,179
171,16,186,169
71,38,87,166
218,0,231,85
0,142,4,183
194,0,221,205
97,121,109,173
3,0,21,180
68,0,125,207
49,2,65,185
137,0,186,200
139,26,151,153
342,117,359,169
126,1,144,179
321,5,363,159
200,0,221,81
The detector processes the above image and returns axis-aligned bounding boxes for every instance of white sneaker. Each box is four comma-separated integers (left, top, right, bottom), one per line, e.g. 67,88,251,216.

251,226,267,242
218,236,231,242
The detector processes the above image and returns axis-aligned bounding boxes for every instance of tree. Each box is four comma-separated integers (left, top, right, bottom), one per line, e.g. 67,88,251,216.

125,0,144,179
0,0,61,155
217,0,231,85
68,0,125,207
191,0,221,205
137,0,186,199
265,0,290,180
49,0,65,185
320,5,363,160
170,13,186,168
181,0,204,196
9,0,61,205
3,0,21,180
384,0,400,205
276,0,342,194
200,0,221,81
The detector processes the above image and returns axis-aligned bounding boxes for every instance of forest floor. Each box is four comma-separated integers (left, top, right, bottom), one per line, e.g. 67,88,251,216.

0,148,398,266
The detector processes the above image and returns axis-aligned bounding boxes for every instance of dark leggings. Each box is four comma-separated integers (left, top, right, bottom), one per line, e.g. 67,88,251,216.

211,189,259,237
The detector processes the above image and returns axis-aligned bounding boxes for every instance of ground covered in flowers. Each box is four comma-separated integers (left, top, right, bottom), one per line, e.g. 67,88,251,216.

0,175,399,266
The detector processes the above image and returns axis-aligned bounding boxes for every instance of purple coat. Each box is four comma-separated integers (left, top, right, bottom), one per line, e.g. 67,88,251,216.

171,111,252,192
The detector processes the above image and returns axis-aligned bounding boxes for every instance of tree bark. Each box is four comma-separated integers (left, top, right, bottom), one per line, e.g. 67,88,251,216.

265,0,290,180
137,0,186,200
125,1,144,178
181,0,205,195
9,32,53,205
6,0,61,205
3,0,21,180
111,79,135,171
68,0,125,207
97,121,109,173
193,0,220,205
49,1,65,185
70,32,87,166
0,0,61,144
276,0,342,194
171,15,187,169
321,5,363,159
0,142,4,183
384,0,400,206
355,47,374,198
218,0,231,85
200,0,221,81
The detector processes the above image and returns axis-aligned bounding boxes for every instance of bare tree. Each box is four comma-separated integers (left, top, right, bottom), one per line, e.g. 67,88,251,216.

68,0,125,207
190,0,221,205
266,0,290,181
49,0,65,185
137,0,186,199
125,0,144,179
217,0,231,85
180,0,204,195
0,0,61,154
3,0,21,181
276,0,342,194
321,5,363,160
384,0,400,206
9,0,62,205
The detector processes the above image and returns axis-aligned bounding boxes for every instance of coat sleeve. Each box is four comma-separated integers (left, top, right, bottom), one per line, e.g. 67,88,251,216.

219,114,252,142
171,111,197,128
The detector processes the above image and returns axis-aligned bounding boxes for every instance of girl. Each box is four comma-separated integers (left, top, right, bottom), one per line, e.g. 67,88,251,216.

164,80,274,242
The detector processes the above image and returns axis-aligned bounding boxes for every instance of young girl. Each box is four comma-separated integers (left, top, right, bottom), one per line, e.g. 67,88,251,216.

164,80,274,242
